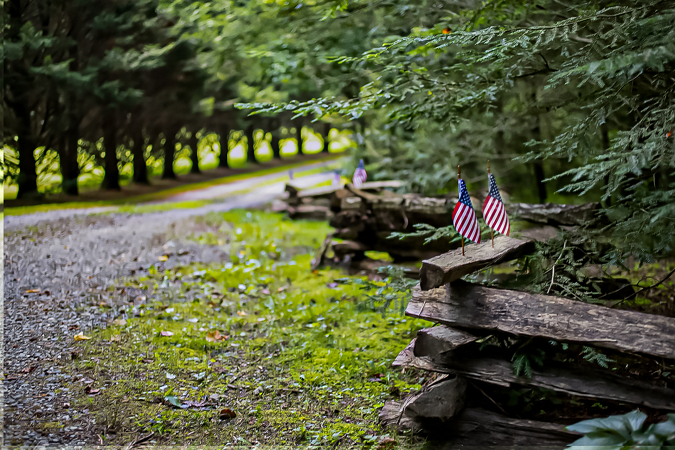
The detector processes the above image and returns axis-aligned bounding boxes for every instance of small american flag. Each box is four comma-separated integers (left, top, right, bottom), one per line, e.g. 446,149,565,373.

452,179,481,244
332,169,341,186
353,159,367,187
483,173,510,236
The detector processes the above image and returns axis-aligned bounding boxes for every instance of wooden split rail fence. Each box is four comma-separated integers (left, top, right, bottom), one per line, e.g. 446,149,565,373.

276,181,602,273
380,235,675,447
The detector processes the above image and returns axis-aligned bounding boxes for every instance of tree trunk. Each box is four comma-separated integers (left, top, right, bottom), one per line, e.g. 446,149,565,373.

530,91,547,203
270,128,282,159
162,128,177,179
601,123,611,206
101,109,120,190
60,119,80,195
246,125,256,163
532,162,546,203
322,122,331,153
189,132,200,174
218,127,230,168
295,123,303,155
132,124,149,185
15,104,39,198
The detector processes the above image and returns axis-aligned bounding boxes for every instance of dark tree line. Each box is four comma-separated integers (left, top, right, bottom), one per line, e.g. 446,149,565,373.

3,0,339,199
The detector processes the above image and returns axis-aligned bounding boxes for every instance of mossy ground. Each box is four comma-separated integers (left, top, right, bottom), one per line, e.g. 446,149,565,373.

69,210,430,448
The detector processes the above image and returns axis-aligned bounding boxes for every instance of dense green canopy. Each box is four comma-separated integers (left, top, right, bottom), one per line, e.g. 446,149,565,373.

241,0,675,261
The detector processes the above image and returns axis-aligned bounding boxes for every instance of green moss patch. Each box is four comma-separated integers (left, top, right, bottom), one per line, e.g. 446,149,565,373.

70,210,429,448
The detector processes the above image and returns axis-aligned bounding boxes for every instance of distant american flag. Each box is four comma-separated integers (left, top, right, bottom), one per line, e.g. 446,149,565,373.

353,159,367,187
483,173,510,236
452,179,481,244
332,169,341,186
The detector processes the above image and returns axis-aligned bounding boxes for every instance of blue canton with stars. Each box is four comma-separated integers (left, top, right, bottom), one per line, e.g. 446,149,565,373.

458,179,474,207
488,174,503,202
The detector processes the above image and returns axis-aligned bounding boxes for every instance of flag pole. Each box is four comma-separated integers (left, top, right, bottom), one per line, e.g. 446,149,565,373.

458,165,465,256
488,160,494,248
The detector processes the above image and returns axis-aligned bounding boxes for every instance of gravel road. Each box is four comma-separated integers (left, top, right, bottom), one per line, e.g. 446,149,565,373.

2,164,334,446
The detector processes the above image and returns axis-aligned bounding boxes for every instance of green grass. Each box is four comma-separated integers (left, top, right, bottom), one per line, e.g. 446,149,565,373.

5,155,346,217
68,210,428,448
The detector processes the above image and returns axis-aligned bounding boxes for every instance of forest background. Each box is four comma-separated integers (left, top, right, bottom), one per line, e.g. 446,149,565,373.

4,0,675,263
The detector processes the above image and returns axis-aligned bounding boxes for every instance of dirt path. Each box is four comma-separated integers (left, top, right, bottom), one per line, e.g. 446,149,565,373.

2,164,336,446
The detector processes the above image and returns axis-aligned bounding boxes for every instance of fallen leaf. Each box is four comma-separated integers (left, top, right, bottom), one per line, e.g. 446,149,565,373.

236,310,247,316
165,395,182,408
158,255,169,262
206,330,229,342
85,386,100,396
261,289,271,295
160,331,174,337
24,289,41,294
68,325,80,331
74,332,91,341
377,437,397,449
219,408,236,419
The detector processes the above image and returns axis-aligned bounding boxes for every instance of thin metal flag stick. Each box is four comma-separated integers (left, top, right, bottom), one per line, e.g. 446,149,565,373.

458,165,465,256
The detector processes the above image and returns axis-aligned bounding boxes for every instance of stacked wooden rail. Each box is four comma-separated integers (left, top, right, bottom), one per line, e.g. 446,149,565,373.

381,235,675,446
277,180,602,267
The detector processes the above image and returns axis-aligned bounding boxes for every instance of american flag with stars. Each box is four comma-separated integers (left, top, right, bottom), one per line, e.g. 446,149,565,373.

452,178,481,244
353,159,367,187
483,173,510,236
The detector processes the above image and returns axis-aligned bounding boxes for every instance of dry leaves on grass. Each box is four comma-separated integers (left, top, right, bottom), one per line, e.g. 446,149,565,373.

206,330,229,342
219,408,236,419
74,332,91,341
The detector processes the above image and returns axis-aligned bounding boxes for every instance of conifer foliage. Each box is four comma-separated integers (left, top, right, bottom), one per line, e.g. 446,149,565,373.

245,0,675,261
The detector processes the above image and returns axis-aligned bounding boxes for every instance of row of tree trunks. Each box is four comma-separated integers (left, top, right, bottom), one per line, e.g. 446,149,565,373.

10,118,332,197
